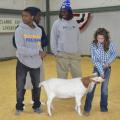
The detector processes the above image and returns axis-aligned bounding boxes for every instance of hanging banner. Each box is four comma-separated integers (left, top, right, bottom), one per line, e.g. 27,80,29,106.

0,17,21,33
73,12,91,30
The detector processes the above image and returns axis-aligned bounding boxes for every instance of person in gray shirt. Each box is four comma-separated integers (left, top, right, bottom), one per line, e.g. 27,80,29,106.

50,0,82,79
15,7,46,115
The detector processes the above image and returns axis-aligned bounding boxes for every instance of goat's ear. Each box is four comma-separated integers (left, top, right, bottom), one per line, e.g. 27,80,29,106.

89,78,98,83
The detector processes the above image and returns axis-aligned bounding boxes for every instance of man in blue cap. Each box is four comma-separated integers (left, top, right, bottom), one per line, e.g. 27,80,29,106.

51,0,82,79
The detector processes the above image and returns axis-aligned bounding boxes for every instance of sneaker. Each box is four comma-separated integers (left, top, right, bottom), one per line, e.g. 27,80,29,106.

83,111,90,116
15,110,23,116
34,108,42,114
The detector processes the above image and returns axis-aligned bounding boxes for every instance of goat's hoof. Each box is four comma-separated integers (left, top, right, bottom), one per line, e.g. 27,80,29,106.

78,113,83,116
48,113,52,117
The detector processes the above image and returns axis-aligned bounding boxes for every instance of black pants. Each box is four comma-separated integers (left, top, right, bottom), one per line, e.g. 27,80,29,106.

16,60,41,110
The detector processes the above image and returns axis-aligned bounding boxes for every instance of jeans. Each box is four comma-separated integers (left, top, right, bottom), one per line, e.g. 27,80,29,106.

84,66,111,112
16,60,41,110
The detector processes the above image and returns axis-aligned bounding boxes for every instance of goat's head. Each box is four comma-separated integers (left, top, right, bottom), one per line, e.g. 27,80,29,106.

81,73,97,88
81,73,104,89
87,76,104,92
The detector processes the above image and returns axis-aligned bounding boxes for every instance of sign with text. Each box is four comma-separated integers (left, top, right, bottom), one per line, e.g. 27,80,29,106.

0,17,21,33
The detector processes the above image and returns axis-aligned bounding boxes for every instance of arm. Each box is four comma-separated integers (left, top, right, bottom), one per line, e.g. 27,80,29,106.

12,25,19,49
106,42,117,65
50,22,58,55
12,34,17,49
90,44,104,76
15,28,40,56
39,26,48,49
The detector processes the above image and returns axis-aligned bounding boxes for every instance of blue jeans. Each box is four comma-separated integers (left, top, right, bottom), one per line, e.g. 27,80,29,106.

84,67,111,112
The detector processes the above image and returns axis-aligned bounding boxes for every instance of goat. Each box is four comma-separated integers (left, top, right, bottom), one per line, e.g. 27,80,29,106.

39,74,104,116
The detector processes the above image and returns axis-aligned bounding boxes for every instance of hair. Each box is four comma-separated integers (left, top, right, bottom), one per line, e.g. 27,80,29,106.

59,8,73,20
93,28,110,52
59,10,62,19
23,7,41,16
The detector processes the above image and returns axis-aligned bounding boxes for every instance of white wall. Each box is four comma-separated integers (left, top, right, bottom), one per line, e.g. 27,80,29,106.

0,0,24,10
0,14,20,58
24,0,46,11
0,0,46,11
1,0,120,11
78,0,120,9
50,0,120,11
0,33,16,58
50,11,120,57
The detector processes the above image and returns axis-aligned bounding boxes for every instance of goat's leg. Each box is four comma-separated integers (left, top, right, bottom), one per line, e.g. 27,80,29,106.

75,96,82,116
50,103,54,111
75,104,78,112
47,95,54,116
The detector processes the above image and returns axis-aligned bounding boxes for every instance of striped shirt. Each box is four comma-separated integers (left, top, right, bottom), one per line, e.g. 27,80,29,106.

90,42,117,75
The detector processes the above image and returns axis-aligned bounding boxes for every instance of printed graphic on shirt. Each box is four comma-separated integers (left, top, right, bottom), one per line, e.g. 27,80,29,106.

24,34,41,46
63,25,76,30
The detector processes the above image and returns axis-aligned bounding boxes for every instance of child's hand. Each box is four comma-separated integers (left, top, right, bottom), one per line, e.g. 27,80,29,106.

39,51,47,59
103,64,109,69
101,74,105,79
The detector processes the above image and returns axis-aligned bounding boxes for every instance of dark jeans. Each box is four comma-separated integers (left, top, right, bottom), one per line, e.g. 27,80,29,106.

16,60,41,110
84,67,111,112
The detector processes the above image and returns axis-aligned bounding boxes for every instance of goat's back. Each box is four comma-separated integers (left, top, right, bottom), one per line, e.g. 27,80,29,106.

40,78,87,98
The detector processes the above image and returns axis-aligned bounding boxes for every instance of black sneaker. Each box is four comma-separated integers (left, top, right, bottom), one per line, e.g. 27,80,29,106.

15,110,23,116
34,108,42,114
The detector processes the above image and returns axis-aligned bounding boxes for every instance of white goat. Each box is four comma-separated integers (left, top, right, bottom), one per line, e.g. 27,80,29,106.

39,75,104,116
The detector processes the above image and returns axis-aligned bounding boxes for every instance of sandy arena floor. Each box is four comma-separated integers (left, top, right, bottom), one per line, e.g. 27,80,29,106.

0,55,120,120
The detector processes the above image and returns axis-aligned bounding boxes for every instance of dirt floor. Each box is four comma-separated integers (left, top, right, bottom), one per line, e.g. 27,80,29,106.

0,55,120,120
